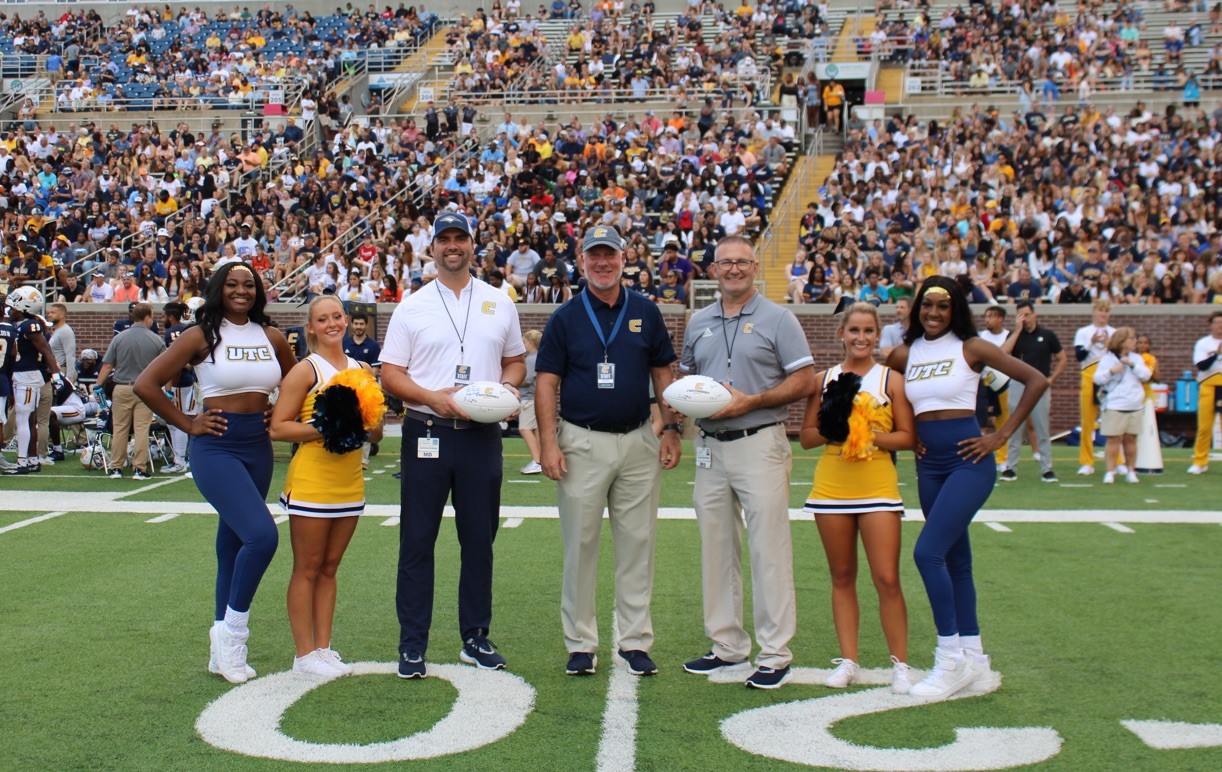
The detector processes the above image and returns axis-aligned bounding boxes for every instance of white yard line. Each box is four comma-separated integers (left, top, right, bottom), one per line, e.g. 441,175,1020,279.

1101,522,1136,534
503,518,524,528
145,513,182,524
596,613,637,772
115,476,188,499
5,492,1222,525
0,511,67,535
983,522,1012,533
273,515,289,525
381,517,400,527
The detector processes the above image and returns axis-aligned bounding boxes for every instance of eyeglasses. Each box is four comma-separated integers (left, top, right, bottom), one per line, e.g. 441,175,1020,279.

714,259,757,270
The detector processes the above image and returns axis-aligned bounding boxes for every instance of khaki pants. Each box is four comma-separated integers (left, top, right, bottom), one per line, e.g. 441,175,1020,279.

693,424,796,668
557,420,661,654
109,385,153,472
37,381,52,457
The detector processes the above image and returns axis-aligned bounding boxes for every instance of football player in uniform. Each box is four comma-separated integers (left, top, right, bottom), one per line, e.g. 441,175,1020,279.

0,292,17,470
4,286,65,475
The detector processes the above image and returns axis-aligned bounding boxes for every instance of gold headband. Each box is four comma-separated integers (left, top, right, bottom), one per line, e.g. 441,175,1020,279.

228,264,254,276
924,286,951,297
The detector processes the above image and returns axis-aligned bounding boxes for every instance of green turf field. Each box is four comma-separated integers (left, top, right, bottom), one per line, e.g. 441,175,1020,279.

2,439,1220,770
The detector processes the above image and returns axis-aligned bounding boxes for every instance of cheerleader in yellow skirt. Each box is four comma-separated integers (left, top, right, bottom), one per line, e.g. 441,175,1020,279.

800,302,916,694
270,296,384,678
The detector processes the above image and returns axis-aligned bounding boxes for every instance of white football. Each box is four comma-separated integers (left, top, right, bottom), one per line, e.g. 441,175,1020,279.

454,381,520,423
663,375,732,419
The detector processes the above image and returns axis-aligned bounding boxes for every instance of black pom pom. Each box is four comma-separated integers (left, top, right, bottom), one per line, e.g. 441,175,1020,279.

817,372,862,443
311,384,368,455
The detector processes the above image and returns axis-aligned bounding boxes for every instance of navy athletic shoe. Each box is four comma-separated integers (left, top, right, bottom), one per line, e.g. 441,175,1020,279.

49,449,66,462
565,652,597,675
618,649,658,676
745,665,792,690
460,633,506,670
397,650,426,679
683,651,746,674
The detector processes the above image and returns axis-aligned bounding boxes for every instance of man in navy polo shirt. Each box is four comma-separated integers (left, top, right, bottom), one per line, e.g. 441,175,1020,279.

535,224,684,678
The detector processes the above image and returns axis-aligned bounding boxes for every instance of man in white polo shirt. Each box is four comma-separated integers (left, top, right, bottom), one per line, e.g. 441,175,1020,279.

679,235,816,689
380,212,526,680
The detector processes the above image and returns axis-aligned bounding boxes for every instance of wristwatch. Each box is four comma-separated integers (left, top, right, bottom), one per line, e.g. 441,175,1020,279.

662,423,683,435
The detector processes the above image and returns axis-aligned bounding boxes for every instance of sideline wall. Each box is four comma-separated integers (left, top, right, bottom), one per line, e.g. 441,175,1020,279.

66,303,1215,437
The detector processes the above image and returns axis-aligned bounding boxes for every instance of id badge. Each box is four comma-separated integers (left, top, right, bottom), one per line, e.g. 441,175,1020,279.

597,362,616,389
417,437,440,459
696,445,712,469
455,365,472,386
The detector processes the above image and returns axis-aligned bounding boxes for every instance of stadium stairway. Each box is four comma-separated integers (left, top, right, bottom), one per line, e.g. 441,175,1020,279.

761,151,838,303
392,28,453,113
876,65,905,104
832,14,876,62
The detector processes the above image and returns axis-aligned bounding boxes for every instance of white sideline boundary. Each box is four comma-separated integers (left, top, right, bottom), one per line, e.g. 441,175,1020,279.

5,491,1222,525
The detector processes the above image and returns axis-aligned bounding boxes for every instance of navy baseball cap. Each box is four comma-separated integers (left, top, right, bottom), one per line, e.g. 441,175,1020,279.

582,224,623,252
432,212,472,238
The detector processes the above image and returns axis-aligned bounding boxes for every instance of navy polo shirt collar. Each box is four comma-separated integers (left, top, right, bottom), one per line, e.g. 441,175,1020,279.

585,287,628,311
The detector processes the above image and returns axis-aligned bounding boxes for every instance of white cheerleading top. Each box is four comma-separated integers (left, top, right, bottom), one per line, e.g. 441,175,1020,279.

904,332,979,415
195,319,283,399
824,362,891,406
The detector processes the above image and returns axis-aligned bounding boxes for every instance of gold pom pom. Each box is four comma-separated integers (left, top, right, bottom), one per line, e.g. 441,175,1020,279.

842,392,891,461
326,368,386,430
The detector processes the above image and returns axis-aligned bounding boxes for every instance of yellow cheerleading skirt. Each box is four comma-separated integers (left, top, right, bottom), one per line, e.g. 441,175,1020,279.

804,445,903,515
279,440,365,518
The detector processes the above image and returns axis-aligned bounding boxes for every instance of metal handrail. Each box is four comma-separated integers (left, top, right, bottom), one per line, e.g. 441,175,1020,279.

45,79,306,114
902,63,1214,99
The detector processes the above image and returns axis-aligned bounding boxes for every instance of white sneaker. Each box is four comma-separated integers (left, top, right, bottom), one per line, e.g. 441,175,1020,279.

207,622,256,679
210,623,250,685
1126,472,1140,484
1102,472,1115,484
1116,464,1129,475
1077,465,1095,476
161,463,188,474
824,658,859,688
890,655,912,695
292,650,344,678
963,651,1001,693
38,455,55,466
519,461,543,475
909,649,979,700
317,647,354,675
1187,464,1208,475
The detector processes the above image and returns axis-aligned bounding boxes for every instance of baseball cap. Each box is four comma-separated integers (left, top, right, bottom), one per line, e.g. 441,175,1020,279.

432,212,472,238
582,225,624,252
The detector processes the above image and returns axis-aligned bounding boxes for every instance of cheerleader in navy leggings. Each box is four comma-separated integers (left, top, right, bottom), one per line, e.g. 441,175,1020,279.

136,263,296,684
885,277,1047,700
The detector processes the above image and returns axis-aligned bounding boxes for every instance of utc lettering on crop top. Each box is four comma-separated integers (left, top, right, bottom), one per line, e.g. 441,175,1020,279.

904,332,979,415
194,319,282,399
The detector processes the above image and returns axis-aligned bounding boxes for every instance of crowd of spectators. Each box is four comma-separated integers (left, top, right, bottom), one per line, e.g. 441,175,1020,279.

867,0,1219,96
0,91,800,312
32,4,437,114
786,99,1222,307
441,1,831,108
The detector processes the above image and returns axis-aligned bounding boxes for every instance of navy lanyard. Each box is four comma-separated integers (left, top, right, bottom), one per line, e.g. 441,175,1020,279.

582,290,631,363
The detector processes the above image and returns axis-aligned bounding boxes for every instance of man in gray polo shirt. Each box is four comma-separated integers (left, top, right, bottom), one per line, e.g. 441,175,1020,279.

96,303,166,479
678,235,816,689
